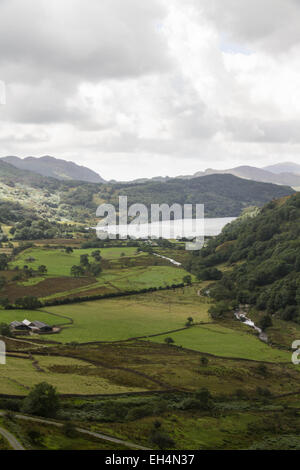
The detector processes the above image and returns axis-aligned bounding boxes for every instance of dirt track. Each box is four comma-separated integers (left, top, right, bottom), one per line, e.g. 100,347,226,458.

0,425,25,450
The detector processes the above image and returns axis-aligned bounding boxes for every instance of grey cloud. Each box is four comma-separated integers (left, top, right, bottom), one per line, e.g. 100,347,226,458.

0,0,170,84
0,0,171,125
3,83,92,124
225,118,300,143
200,0,300,53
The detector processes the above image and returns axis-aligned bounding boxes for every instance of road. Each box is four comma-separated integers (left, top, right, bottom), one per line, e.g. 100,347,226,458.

0,412,149,450
0,426,25,450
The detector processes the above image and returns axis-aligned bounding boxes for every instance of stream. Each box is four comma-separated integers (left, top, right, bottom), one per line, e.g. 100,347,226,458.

153,255,268,345
153,253,182,266
152,254,269,345
234,310,268,343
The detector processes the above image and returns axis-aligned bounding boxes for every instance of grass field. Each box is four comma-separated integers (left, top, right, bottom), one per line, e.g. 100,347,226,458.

40,265,194,301
0,309,66,327
0,355,145,395
9,246,192,301
10,247,146,277
37,288,211,343
151,324,291,362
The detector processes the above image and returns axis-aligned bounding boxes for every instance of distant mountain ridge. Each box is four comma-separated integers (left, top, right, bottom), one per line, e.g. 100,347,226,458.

2,155,105,183
110,173,294,218
2,155,300,189
111,162,300,188
263,162,300,175
189,165,300,187
0,159,294,220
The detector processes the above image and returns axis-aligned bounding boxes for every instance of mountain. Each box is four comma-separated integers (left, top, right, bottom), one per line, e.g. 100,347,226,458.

0,159,50,185
190,165,300,188
263,162,300,175
110,162,300,188
0,160,294,222
186,192,300,324
108,174,294,218
2,156,105,183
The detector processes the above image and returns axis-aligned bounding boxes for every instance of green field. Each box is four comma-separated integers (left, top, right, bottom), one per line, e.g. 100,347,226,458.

0,355,144,395
11,247,146,277
40,265,194,301
10,246,192,301
152,324,290,362
38,288,211,343
0,309,66,327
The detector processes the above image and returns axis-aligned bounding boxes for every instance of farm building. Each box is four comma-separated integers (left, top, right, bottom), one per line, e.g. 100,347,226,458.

29,320,53,333
10,321,30,332
10,319,53,334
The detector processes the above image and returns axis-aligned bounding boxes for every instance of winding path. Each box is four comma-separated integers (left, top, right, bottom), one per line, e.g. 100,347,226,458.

0,426,25,450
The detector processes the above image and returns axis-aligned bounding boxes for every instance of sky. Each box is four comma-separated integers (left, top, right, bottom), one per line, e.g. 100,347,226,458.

0,0,300,181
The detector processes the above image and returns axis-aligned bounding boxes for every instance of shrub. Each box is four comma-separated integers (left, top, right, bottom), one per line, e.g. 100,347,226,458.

22,382,60,418
149,428,175,450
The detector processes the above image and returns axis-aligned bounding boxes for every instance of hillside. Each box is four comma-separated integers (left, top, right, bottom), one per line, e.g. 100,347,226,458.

186,192,300,323
2,156,105,183
108,174,294,218
0,162,294,224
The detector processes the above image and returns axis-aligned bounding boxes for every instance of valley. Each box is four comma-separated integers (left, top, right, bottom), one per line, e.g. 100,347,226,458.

0,162,299,451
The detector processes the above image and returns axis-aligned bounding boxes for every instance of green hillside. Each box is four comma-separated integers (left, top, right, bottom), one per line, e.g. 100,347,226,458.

0,161,295,225
186,192,300,323
103,174,294,217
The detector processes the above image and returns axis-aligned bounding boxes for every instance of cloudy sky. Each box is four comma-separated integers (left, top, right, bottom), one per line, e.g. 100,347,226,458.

0,0,300,180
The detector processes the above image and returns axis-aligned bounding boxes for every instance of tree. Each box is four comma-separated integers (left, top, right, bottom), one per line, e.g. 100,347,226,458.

209,301,231,320
185,317,194,327
37,265,47,275
22,382,60,418
15,296,41,310
183,275,192,285
149,422,175,449
259,314,273,331
0,297,10,309
195,387,214,410
91,250,101,261
80,254,89,267
0,323,12,337
89,263,102,277
164,337,174,346
70,265,85,277
0,254,8,270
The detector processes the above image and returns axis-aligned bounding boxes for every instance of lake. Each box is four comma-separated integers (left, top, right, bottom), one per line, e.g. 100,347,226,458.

93,217,236,239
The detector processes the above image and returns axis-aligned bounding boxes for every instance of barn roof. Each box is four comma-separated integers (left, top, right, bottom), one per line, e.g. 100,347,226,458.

10,321,23,327
31,321,50,329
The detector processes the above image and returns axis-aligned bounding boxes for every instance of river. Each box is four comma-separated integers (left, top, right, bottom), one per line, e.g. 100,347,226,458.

234,310,268,343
